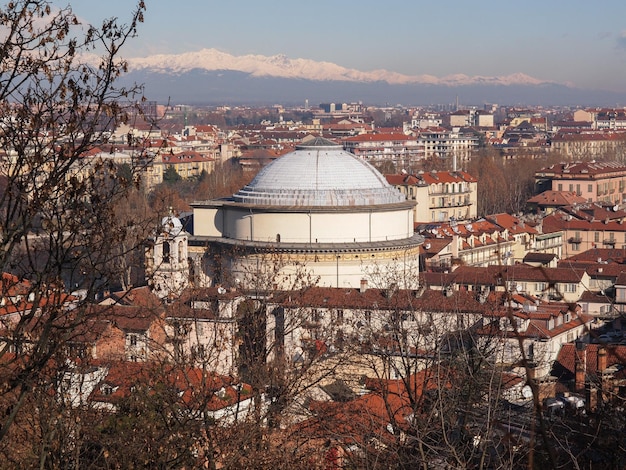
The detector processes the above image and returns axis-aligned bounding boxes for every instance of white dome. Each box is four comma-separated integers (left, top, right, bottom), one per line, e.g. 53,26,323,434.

161,215,183,236
233,137,404,207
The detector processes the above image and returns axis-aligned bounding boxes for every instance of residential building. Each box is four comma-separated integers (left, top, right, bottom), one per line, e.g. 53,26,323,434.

479,298,592,376
541,205,626,258
386,170,478,224
342,132,421,168
450,264,590,303
527,190,587,215
448,109,494,128
416,127,479,162
418,217,536,269
549,130,626,161
535,161,626,204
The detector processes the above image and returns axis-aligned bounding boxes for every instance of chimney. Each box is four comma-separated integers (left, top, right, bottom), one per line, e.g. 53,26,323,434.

597,346,607,374
527,362,536,381
575,341,586,393
360,279,368,293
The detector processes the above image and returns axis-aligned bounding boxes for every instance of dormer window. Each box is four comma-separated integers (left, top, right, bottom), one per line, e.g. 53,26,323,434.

101,384,117,396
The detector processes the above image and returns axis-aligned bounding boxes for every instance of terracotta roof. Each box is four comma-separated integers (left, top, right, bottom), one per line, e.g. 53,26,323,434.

90,361,252,411
386,171,477,186
276,286,488,314
452,264,586,285
527,190,587,206
559,247,626,264
106,286,162,308
541,212,626,233
90,304,164,332
485,213,527,232
536,160,626,177
342,133,414,143
553,343,626,380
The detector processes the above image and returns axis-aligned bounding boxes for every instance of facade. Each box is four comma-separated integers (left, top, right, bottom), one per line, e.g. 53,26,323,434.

542,207,626,258
146,213,190,300
448,109,494,128
386,170,478,224
188,138,423,290
416,127,480,161
419,218,523,269
549,130,626,161
342,133,421,168
535,161,626,204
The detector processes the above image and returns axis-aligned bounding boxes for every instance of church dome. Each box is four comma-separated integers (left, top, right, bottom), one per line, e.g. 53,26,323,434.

232,137,405,207
161,214,184,236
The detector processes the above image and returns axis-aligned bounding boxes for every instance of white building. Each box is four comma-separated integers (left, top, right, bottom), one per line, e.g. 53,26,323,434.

146,213,190,300
188,138,423,289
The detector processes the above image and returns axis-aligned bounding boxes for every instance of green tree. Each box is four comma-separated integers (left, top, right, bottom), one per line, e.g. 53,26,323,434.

163,165,182,184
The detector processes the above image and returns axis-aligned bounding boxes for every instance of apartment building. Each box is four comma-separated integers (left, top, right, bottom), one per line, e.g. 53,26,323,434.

573,108,626,130
416,127,480,161
342,132,420,168
541,204,626,258
448,109,494,128
386,170,478,224
535,161,626,205
549,130,626,161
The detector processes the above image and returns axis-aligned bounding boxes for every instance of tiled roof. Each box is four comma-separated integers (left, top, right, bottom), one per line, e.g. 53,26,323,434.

559,248,626,264
342,133,414,143
536,160,626,177
554,343,626,379
90,361,252,411
527,190,587,206
541,212,626,232
385,171,477,186
452,264,586,285
277,286,488,314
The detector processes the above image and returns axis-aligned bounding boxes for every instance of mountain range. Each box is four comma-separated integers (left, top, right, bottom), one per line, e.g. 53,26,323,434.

119,48,626,107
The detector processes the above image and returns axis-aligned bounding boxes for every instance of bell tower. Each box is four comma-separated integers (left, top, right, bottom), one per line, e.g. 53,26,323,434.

147,210,189,300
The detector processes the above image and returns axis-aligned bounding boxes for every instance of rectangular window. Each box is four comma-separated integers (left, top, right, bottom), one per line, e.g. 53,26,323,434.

569,184,573,192
595,232,600,243
129,334,137,346
588,184,593,193
557,183,563,191
563,283,577,293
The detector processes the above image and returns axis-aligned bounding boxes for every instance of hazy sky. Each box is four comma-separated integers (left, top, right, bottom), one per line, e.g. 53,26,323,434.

65,0,626,92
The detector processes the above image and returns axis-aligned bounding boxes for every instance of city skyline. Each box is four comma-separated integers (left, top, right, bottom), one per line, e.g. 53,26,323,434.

66,0,626,94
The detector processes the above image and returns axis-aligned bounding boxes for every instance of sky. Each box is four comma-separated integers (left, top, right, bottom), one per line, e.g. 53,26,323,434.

64,0,626,93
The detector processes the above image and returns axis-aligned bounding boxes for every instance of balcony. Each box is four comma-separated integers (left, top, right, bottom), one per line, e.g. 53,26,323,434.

429,188,471,197
568,236,582,244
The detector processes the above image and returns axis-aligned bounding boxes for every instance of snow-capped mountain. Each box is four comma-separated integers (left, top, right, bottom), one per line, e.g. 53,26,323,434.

120,48,626,106
126,48,550,87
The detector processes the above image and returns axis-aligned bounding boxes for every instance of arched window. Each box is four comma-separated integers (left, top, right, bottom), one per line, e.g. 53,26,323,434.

163,241,170,264
276,233,281,243
178,240,184,263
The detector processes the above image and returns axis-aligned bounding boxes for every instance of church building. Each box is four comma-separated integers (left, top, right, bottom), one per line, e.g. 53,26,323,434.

151,137,423,296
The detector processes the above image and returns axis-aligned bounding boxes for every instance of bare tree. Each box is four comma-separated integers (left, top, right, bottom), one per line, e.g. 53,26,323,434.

0,0,152,447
